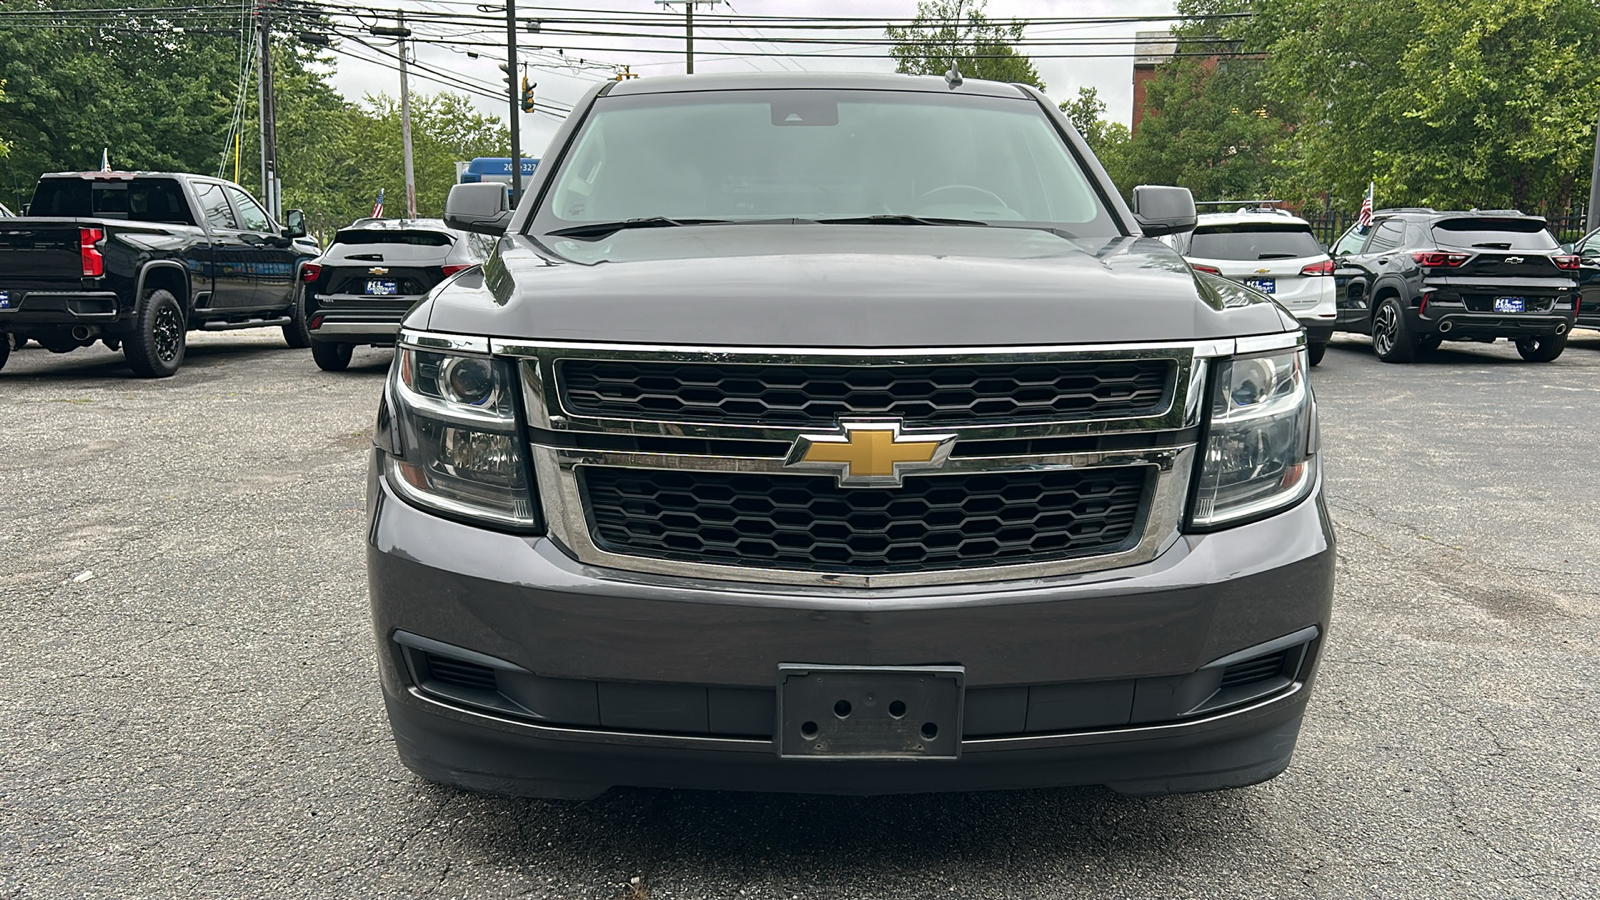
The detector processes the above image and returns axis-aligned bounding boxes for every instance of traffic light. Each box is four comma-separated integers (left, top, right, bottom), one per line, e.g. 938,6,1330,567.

499,62,515,100
520,77,537,114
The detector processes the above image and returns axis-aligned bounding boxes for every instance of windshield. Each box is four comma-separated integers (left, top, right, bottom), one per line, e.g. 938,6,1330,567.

533,89,1117,236
1189,225,1324,261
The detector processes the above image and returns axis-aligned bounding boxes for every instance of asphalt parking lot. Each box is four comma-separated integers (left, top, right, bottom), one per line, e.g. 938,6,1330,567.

2,330,1597,899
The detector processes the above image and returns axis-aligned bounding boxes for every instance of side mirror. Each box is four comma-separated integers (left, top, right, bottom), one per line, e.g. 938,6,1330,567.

20,204,30,216
283,208,307,239
1131,185,1197,237
444,183,512,236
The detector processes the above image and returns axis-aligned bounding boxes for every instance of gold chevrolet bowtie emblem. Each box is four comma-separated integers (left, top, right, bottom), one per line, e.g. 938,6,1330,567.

1254,267,1271,274
784,419,956,487
368,266,389,276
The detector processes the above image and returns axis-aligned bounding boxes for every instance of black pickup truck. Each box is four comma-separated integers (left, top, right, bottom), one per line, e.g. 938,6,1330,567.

0,171,314,377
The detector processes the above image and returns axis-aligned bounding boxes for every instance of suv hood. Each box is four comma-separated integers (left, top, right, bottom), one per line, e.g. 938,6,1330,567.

420,225,1295,347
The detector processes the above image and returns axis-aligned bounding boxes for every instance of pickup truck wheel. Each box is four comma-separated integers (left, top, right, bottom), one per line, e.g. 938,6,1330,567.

1371,298,1417,363
1306,341,1326,366
124,288,186,378
311,340,354,372
282,285,313,349
1515,332,1567,362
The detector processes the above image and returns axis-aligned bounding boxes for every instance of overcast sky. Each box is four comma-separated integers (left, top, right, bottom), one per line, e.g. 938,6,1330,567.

323,0,1180,159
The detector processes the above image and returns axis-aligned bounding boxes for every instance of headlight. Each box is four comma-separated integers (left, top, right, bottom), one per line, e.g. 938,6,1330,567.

1190,347,1316,528
383,341,540,529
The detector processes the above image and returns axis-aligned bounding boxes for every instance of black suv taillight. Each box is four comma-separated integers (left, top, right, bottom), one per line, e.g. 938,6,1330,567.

1411,251,1468,268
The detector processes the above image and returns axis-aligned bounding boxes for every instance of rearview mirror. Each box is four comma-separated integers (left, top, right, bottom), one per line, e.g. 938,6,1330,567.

444,183,512,236
283,208,307,239
1131,185,1197,237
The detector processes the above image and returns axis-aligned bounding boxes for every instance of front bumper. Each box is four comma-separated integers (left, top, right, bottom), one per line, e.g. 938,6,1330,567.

367,454,1336,797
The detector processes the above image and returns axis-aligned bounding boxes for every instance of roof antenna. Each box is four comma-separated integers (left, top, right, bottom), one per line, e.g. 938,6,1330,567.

944,0,965,88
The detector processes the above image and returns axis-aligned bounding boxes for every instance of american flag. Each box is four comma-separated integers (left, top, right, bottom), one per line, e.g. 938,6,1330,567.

371,188,385,218
1357,182,1374,227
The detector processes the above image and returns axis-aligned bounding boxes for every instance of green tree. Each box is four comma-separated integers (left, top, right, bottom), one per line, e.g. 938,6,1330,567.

1253,0,1600,213
1117,53,1290,204
886,0,1045,90
1058,86,1131,187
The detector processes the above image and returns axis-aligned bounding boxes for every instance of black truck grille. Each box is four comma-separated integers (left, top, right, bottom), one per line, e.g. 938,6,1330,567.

580,466,1149,574
557,358,1174,428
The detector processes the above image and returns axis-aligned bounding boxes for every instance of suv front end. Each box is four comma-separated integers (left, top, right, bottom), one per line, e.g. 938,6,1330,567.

364,74,1334,799
368,322,1332,798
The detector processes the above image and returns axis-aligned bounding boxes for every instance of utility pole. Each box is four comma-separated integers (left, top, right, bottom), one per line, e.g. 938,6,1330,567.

655,0,722,74
1588,105,1600,234
372,17,417,219
506,0,522,206
256,0,280,217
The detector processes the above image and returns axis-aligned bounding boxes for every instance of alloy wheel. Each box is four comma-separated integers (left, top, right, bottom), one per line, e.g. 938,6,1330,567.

154,303,183,362
1373,305,1396,356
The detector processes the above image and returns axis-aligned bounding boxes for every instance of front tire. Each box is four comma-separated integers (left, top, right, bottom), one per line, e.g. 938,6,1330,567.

282,284,313,349
123,288,187,378
311,340,354,372
1515,332,1567,362
1306,341,1326,366
1371,298,1417,363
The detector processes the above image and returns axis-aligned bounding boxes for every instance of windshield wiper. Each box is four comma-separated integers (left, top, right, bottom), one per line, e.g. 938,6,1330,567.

815,214,989,227
547,216,735,239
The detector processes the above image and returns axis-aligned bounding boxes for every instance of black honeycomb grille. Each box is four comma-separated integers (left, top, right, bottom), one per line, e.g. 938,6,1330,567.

1219,650,1290,689
557,359,1174,428
580,466,1149,574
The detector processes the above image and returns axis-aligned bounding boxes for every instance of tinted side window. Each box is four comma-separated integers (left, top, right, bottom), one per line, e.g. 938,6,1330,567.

1331,225,1369,256
195,183,238,230
1580,231,1600,256
1366,220,1405,253
224,185,272,233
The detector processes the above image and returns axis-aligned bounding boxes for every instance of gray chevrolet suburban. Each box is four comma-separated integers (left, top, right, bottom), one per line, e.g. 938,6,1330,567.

365,73,1334,799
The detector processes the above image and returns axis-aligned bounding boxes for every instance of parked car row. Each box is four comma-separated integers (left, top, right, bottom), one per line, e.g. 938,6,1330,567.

1172,202,1584,364
0,170,495,376
0,171,314,375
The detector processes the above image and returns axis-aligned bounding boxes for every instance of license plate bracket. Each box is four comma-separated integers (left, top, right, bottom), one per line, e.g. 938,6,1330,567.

1493,296,1525,313
366,279,399,296
1243,277,1276,293
776,664,964,760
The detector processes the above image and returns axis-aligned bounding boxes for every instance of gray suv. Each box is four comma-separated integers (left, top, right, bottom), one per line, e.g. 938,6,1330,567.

365,73,1335,799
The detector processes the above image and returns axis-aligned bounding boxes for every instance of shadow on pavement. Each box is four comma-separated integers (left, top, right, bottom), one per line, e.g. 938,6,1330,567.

419,780,1252,878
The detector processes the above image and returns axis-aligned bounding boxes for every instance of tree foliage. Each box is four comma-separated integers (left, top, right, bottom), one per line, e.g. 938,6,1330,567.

1115,0,1600,214
1058,86,1130,184
0,1,509,230
886,0,1045,90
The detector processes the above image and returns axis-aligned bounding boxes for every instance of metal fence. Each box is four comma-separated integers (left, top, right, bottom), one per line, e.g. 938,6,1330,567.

1301,205,1593,249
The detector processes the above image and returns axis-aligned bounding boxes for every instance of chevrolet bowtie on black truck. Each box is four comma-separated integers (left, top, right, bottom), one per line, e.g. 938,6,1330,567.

366,73,1336,799
0,171,314,377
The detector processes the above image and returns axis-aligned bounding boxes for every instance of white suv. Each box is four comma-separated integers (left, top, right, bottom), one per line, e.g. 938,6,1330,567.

1167,208,1337,365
